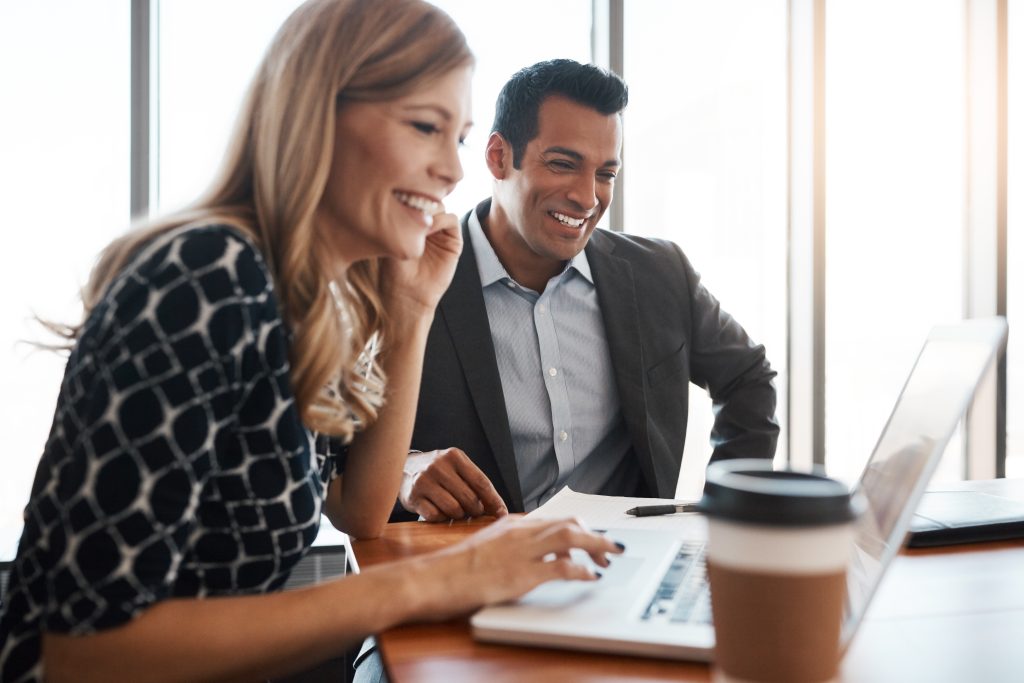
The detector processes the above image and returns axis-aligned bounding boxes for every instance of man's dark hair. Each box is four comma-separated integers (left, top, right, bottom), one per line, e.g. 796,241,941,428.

491,59,628,169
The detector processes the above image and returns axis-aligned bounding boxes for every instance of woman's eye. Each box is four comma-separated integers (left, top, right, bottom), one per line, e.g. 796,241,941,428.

412,121,440,135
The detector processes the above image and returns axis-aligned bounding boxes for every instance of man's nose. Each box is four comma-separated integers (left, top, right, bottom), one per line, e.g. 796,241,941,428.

566,174,598,211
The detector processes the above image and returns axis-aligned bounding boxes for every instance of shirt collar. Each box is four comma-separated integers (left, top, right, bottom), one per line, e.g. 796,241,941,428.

467,203,595,288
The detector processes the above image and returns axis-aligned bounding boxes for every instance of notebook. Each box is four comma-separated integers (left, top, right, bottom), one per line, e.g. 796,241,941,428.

908,488,1024,547
470,317,1008,661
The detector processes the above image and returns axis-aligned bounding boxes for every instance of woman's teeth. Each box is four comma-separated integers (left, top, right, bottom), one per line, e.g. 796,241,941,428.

395,191,441,216
551,211,585,228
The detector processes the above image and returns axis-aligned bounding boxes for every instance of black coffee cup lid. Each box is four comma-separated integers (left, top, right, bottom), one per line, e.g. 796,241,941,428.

697,459,864,527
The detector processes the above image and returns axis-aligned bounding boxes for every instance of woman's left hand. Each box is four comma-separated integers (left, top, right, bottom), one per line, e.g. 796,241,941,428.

380,211,463,321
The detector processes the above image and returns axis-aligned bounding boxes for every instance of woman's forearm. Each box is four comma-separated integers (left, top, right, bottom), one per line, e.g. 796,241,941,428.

43,513,621,683
327,311,434,537
43,555,429,683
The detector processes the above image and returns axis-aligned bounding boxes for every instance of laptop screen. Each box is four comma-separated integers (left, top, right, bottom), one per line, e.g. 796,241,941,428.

843,319,1007,639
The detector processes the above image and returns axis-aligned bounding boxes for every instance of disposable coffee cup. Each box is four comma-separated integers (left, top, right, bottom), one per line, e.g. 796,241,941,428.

697,459,864,683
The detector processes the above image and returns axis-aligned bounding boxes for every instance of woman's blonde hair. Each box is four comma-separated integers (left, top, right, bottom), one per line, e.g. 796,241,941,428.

56,0,472,441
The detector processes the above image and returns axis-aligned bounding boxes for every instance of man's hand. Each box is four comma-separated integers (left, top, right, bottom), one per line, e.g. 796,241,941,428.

400,448,509,521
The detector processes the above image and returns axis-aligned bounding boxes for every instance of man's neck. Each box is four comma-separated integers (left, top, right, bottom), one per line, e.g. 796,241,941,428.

482,203,563,294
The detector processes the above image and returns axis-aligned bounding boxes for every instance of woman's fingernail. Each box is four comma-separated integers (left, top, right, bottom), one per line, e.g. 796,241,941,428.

614,542,626,551
595,571,604,579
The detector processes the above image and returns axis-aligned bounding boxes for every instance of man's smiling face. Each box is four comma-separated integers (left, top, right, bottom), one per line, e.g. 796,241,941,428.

489,95,622,277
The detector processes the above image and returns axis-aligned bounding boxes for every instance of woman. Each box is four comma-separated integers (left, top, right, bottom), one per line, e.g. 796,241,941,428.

0,1,619,681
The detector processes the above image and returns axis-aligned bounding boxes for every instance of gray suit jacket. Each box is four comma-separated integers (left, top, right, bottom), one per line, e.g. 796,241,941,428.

400,200,778,518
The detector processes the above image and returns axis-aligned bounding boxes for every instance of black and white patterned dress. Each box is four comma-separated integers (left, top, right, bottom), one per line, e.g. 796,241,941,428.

0,225,342,682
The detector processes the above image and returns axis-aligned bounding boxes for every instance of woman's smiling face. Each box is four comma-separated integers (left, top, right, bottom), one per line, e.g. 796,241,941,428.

318,65,473,267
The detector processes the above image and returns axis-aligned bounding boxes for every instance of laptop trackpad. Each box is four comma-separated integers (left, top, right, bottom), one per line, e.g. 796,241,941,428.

519,551,646,607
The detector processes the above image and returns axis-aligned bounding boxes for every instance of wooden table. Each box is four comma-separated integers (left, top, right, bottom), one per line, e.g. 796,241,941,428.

351,479,1024,682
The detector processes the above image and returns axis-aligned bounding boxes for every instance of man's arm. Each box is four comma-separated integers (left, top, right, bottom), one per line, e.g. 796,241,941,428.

675,244,780,461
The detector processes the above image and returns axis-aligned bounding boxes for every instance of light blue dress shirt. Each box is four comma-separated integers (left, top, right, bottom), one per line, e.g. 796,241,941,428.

467,210,638,510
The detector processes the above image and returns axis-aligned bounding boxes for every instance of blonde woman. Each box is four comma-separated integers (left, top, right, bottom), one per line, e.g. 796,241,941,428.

0,1,620,681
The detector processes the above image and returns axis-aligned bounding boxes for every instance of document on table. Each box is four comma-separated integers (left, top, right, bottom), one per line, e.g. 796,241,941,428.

526,486,707,535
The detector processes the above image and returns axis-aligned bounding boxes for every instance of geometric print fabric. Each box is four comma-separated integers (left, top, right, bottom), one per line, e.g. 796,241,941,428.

0,225,340,683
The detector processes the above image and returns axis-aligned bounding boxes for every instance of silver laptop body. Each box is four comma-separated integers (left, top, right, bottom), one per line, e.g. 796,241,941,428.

471,317,1008,661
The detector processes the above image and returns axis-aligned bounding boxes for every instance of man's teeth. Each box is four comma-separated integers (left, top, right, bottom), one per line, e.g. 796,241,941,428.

395,192,441,215
551,211,586,228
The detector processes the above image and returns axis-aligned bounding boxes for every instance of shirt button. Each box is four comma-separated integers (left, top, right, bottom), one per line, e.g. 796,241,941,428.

506,281,516,289
559,430,568,442
538,303,546,314
548,367,558,377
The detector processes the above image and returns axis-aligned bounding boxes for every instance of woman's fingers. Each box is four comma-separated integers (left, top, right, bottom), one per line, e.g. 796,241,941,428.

491,518,623,582
530,519,622,563
421,517,628,617
427,209,458,234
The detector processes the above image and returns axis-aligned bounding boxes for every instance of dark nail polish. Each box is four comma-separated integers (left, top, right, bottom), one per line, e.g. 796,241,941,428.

614,541,626,551
595,571,604,579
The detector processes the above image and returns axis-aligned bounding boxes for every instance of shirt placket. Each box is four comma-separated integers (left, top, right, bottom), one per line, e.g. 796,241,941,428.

534,282,574,498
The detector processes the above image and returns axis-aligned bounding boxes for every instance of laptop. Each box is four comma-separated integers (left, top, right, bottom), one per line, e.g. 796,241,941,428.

471,317,1009,661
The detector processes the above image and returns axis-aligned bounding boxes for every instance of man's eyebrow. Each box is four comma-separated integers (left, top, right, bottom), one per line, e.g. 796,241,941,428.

543,146,583,161
544,146,620,167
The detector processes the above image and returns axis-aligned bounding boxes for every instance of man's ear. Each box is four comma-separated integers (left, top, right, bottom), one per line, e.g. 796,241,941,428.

485,132,512,180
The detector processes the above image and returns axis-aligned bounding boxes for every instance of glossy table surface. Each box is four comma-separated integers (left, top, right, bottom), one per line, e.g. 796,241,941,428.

351,479,1024,682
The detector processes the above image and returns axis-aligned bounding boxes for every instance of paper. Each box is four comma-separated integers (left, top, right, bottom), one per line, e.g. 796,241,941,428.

526,486,708,535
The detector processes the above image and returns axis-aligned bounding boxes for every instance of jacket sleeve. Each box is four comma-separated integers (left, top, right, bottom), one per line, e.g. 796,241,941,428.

672,243,780,462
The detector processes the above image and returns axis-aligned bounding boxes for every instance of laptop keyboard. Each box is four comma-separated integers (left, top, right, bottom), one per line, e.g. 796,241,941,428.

640,541,712,625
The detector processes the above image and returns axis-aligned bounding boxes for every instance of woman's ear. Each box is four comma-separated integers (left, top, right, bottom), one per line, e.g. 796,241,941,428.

485,132,512,180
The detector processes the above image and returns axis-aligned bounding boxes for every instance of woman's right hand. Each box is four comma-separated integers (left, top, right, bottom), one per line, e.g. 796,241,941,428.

378,210,463,325
410,516,625,620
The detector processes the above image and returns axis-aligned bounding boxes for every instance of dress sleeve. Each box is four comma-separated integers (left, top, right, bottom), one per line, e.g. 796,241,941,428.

315,435,349,479
26,226,277,634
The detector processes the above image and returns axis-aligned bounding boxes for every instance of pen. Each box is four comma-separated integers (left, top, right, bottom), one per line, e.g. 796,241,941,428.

625,503,700,517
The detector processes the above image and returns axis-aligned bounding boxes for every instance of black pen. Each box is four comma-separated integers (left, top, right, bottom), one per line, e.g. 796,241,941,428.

625,503,700,517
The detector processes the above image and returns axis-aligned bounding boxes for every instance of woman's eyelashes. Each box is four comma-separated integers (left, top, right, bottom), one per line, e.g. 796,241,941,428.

411,121,468,147
411,120,442,135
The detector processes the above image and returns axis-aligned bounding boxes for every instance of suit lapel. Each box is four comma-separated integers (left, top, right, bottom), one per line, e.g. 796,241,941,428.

586,232,658,496
438,207,524,510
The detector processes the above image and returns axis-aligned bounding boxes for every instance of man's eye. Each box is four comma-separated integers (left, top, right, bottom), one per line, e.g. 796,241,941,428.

549,160,574,170
411,121,440,135
599,172,618,181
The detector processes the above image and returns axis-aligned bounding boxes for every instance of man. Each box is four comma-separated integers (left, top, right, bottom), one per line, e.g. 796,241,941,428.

395,58,779,522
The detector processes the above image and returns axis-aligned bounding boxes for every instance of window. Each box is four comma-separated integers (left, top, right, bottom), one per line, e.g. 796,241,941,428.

0,2,130,540
1008,0,1022,477
825,0,966,485
623,0,788,498
157,0,304,213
